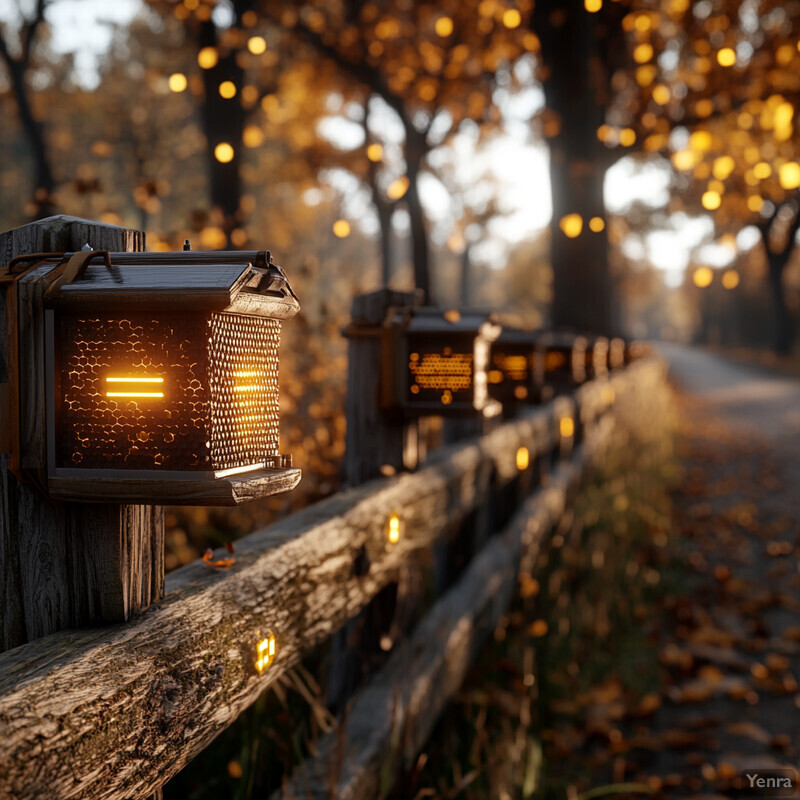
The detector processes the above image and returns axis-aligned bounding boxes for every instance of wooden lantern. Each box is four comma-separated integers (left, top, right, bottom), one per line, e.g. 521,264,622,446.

487,327,544,406
2,248,301,505
381,308,502,418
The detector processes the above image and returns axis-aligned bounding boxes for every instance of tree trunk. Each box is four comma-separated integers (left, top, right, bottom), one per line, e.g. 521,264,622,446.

460,245,472,307
534,1,615,335
199,22,245,245
767,258,794,354
404,125,431,303
5,58,56,219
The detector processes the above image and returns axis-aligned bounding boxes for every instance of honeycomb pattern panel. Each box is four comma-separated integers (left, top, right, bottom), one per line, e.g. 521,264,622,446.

406,337,474,407
56,313,211,470
208,312,281,472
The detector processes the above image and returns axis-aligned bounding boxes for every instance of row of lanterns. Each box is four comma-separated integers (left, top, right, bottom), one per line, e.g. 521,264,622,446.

2,244,647,509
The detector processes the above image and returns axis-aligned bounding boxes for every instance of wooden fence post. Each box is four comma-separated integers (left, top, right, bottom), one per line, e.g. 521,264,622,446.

343,289,423,485
0,215,164,653
328,288,421,712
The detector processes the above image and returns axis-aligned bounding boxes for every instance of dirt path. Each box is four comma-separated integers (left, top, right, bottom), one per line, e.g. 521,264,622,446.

642,345,800,791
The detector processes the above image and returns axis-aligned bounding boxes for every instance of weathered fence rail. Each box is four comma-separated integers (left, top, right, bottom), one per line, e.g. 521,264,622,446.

0,353,664,800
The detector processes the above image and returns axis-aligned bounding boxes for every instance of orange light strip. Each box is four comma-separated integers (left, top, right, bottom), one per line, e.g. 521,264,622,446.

107,392,164,398
106,377,164,383
105,376,164,398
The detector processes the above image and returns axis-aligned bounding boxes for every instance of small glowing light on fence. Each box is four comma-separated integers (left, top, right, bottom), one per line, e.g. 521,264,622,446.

722,269,740,289
386,512,401,544
443,309,461,323
247,36,267,55
516,446,530,471
693,266,713,288
503,8,522,28
255,633,277,674
168,73,187,93
367,143,383,162
619,128,636,147
701,190,721,210
514,386,528,400
652,84,670,104
560,417,575,438
589,216,605,233
584,0,602,12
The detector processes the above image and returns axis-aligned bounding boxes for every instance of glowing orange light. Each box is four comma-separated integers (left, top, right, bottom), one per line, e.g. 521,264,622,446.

367,143,383,162
701,190,721,210
105,376,164,398
652,84,670,104
387,176,410,200
443,309,462,323
693,266,713,288
435,16,454,36
247,36,267,55
503,9,522,27
516,446,530,471
717,47,736,67
333,219,351,237
255,633,277,673
197,46,219,69
589,216,605,232
168,73,187,93
387,512,401,544
722,270,740,289
214,142,235,163
560,417,575,438
779,162,800,190
219,81,237,99
559,213,583,238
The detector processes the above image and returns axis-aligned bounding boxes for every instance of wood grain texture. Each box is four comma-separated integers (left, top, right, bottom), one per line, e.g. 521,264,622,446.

275,366,665,800
0,217,163,653
0,405,556,800
274,447,597,800
0,358,666,800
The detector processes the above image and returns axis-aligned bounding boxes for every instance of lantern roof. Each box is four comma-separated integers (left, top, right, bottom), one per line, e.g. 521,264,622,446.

42,250,299,319
404,308,501,340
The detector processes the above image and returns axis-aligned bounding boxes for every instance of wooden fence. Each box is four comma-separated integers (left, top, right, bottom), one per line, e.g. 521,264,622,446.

0,351,667,800
0,212,670,800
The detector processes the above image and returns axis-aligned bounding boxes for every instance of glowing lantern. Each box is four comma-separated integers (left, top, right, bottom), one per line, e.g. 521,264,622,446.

3,248,300,505
380,308,502,418
487,327,544,408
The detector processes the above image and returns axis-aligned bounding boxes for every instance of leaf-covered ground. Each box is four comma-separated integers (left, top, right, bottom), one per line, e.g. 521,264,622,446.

406,347,800,799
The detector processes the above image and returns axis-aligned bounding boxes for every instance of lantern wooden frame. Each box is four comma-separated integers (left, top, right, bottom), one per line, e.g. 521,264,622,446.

487,327,544,406
380,308,502,418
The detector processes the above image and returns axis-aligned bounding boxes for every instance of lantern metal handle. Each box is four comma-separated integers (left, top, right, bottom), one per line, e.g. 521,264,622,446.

1,252,65,282
45,250,113,297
